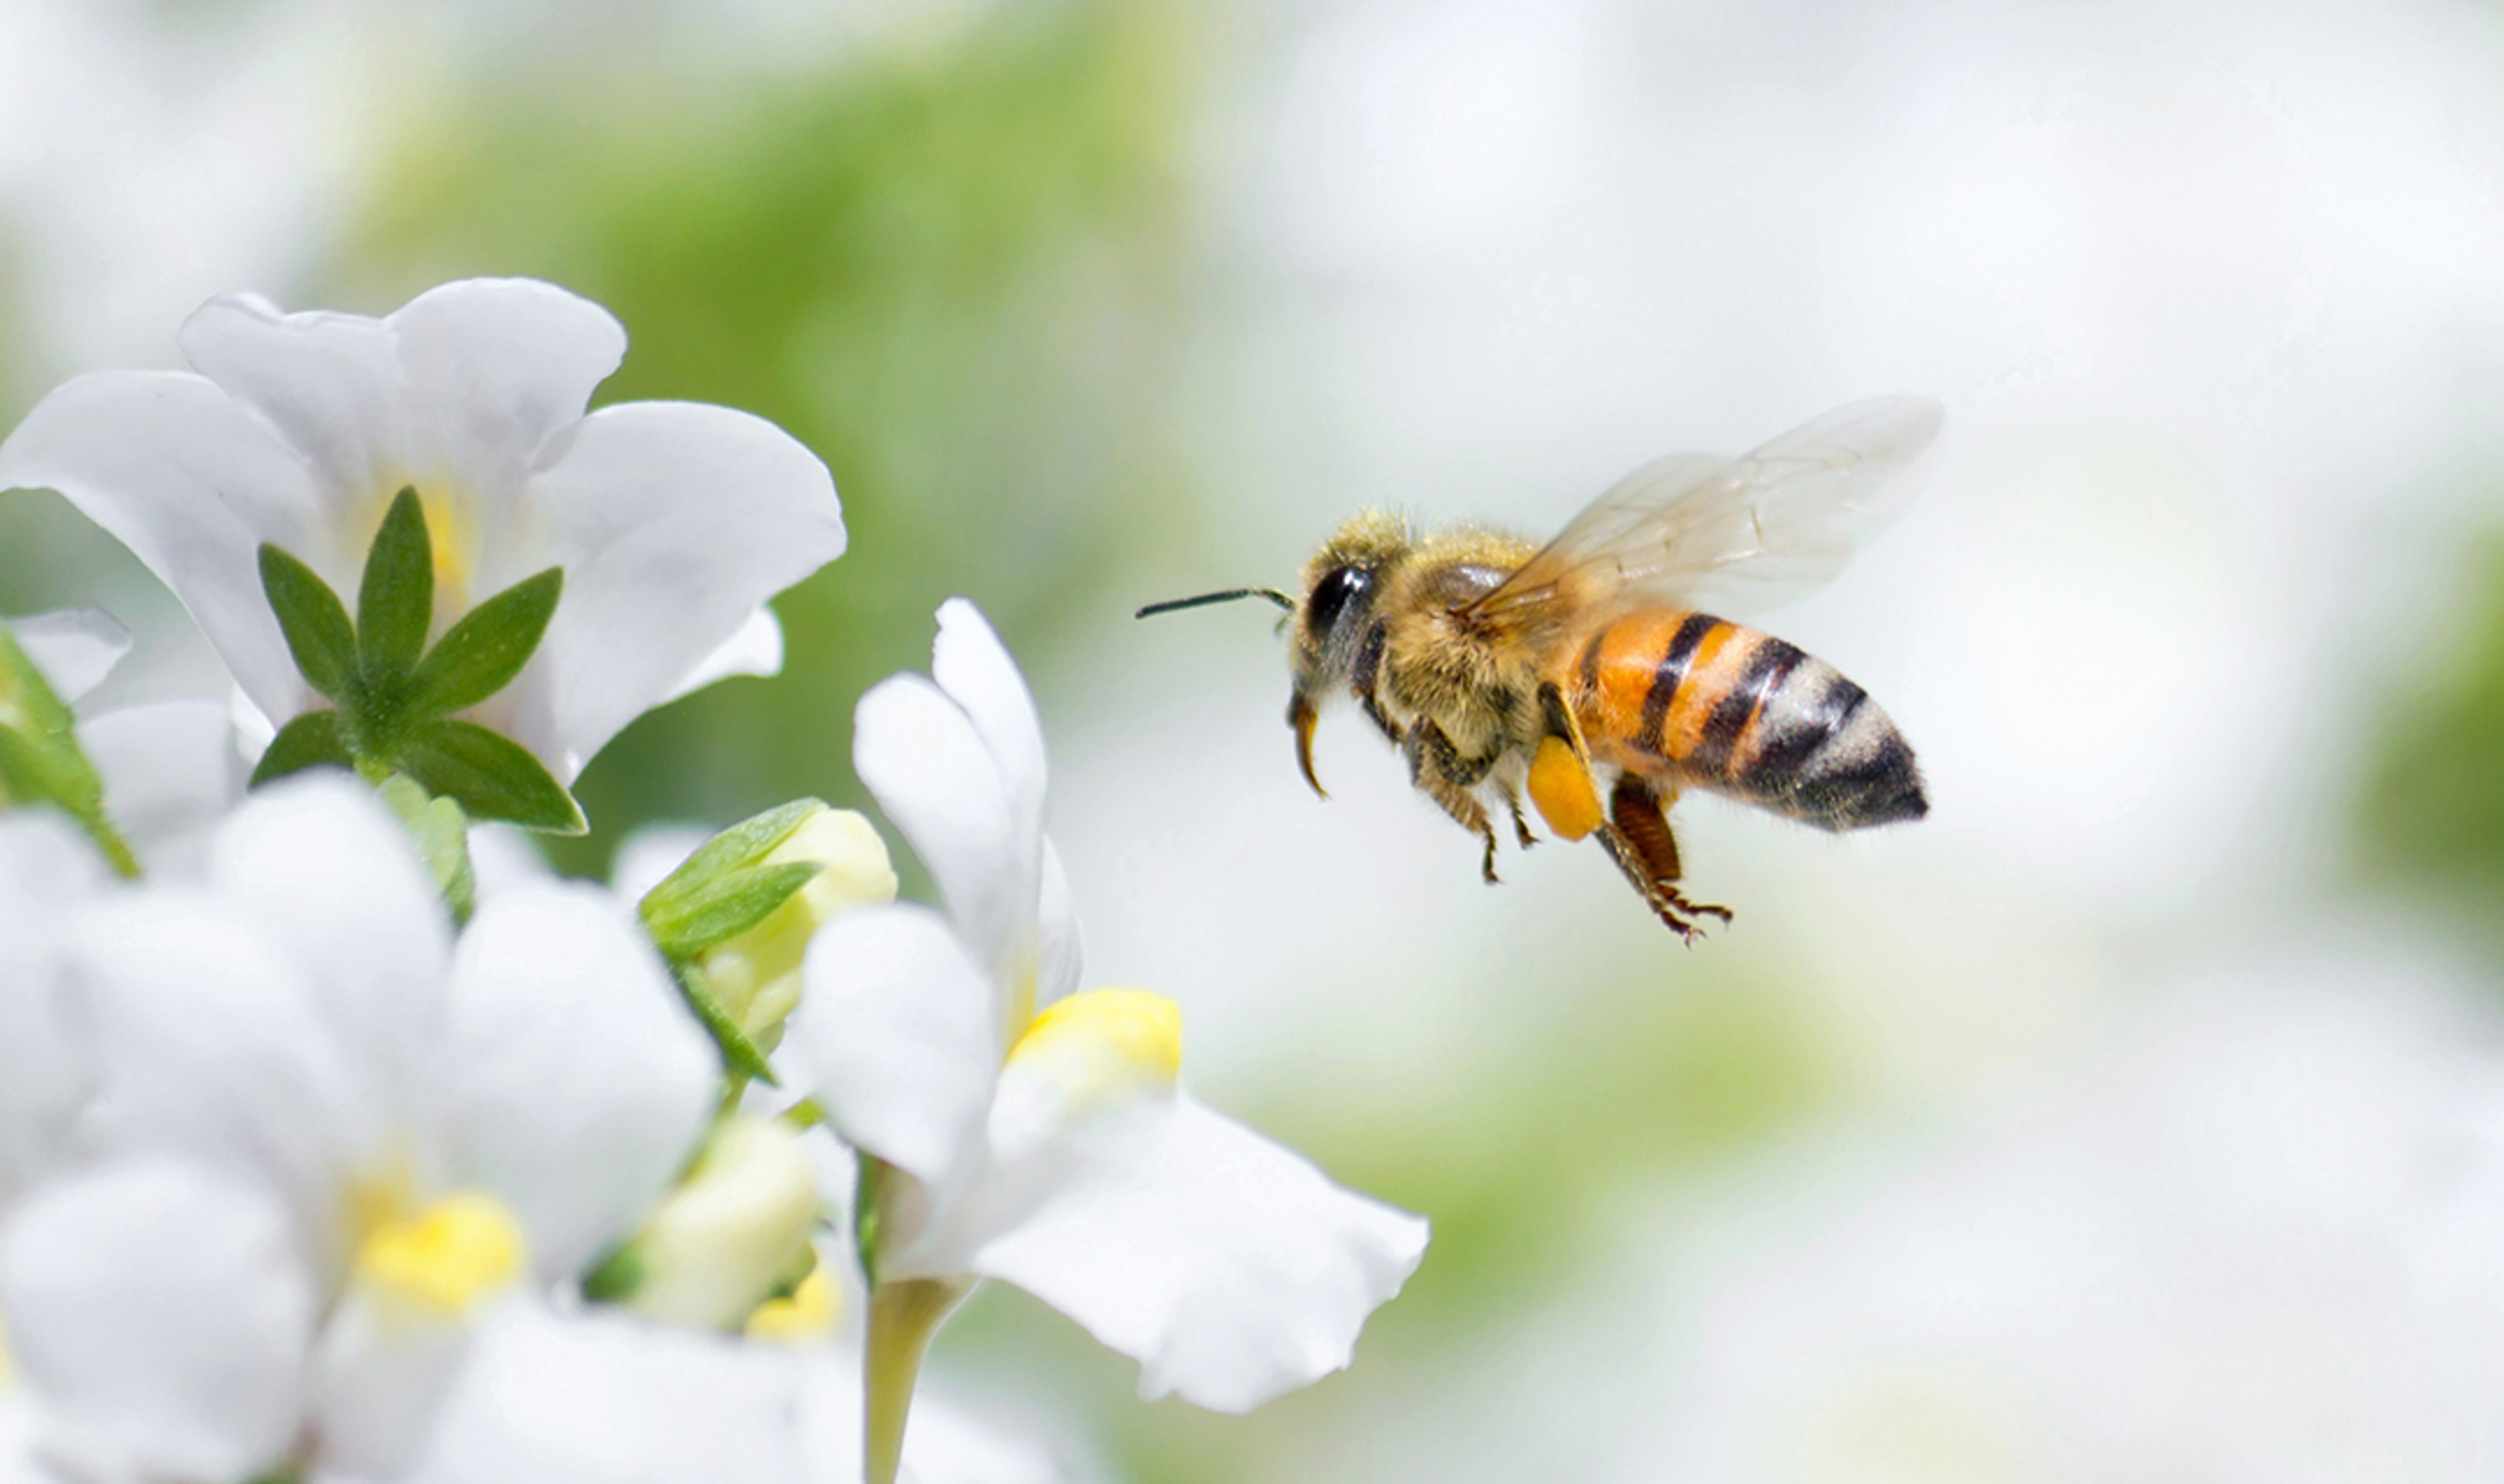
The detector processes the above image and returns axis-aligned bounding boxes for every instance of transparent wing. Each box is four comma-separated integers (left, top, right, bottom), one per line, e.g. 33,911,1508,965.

1465,396,1943,639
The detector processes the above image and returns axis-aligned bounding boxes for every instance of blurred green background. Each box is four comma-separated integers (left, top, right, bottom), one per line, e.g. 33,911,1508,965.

7,0,2504,1477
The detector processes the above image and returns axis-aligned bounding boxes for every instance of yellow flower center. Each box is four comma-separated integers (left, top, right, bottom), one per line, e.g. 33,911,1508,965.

351,1191,527,1318
1006,987,1183,1101
744,1261,841,1344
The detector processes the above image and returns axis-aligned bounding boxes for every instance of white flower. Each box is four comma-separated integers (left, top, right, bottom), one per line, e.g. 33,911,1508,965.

783,600,1426,1465
0,1154,314,1484
0,813,111,1211
402,1298,1073,1484
10,776,720,1480
0,277,844,781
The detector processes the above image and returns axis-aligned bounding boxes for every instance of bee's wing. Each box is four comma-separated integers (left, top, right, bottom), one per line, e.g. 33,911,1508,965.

1465,396,1943,640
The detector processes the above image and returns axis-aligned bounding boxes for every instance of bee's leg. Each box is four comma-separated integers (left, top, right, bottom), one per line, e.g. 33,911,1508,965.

1598,775,1733,940
1497,780,1538,850
1404,720,1502,884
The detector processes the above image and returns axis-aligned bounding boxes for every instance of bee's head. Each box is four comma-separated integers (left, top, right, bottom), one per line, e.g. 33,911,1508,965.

1283,512,1410,795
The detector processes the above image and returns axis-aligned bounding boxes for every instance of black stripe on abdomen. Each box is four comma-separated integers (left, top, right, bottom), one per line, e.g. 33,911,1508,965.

1634,612,1722,756
1749,671,1866,784
1690,638,1806,779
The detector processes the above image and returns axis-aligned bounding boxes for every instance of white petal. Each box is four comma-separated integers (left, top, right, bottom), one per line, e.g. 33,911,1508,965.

492,400,842,780
0,369,321,724
0,816,106,1204
852,674,1032,1003
70,893,367,1260
6,610,128,704
968,1092,1428,1413
399,1305,807,1484
307,1288,484,1483
663,604,784,704
179,291,412,542
0,1157,313,1483
386,278,626,519
929,599,1047,863
1034,839,1084,1011
789,905,1000,1210
210,777,453,1110
464,824,552,902
76,700,245,880
441,883,717,1279
0,1397,52,1484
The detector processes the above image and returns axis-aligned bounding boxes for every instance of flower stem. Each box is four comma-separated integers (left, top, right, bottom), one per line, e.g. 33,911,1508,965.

863,1276,972,1484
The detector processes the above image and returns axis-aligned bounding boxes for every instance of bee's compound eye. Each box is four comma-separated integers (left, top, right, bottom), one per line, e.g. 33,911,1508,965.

1306,566,1374,637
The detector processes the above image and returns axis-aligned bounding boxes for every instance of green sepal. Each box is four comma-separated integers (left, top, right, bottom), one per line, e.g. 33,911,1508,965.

395,717,586,834
404,567,563,717
356,488,434,681
852,1156,885,1288
673,959,779,1086
641,799,828,923
644,861,820,962
256,545,357,702
249,709,353,787
376,773,477,926
0,629,142,878
579,1239,644,1305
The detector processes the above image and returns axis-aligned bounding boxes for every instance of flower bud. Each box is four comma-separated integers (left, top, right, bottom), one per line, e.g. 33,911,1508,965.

618,1116,823,1331
695,808,895,1046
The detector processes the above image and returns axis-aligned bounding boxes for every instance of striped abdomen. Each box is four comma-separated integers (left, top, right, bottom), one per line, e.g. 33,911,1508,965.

1561,610,1925,831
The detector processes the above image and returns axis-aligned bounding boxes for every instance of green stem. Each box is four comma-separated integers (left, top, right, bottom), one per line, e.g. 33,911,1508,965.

863,1277,972,1484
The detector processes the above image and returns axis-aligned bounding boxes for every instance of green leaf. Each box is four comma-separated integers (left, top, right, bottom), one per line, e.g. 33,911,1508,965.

579,1239,644,1305
644,861,820,961
674,960,779,1085
357,487,434,680
404,567,563,717
376,773,477,925
640,799,827,922
256,544,357,701
394,717,586,833
248,709,352,787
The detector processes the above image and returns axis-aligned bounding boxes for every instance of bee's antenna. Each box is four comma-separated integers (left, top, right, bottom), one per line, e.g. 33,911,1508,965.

1135,587,1296,619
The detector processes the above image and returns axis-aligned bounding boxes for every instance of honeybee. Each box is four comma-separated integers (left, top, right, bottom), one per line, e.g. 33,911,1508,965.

1139,396,1940,938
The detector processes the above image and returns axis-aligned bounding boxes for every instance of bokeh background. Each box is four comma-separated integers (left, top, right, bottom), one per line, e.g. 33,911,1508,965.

9,1,2504,1478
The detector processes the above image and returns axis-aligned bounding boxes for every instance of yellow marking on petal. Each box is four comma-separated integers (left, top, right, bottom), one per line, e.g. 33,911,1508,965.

418,489,479,617
345,1160,423,1249
744,1262,841,1344
1007,987,1182,1097
0,1313,15,1391
352,1191,527,1318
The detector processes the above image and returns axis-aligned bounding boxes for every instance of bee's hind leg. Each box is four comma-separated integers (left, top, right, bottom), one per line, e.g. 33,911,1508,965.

1598,775,1731,940
1405,720,1504,885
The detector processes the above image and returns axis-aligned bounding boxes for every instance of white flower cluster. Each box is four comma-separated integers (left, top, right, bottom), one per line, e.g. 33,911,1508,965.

0,280,1427,1484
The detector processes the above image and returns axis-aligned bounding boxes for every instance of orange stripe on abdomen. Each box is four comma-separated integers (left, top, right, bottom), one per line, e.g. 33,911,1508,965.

1569,610,1728,769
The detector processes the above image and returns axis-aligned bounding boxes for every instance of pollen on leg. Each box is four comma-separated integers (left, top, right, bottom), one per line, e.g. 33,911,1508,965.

1528,735,1602,840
